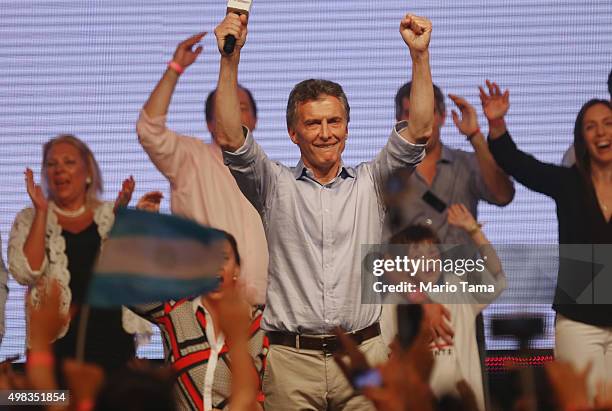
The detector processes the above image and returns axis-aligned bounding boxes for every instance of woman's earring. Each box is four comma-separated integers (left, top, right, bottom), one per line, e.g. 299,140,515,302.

86,176,92,185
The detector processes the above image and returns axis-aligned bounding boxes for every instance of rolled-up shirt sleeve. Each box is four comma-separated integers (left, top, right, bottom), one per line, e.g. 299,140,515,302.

223,128,279,217
369,120,427,200
136,109,189,185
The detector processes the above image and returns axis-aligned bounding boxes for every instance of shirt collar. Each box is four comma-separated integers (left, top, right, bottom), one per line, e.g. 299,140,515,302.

439,144,455,164
192,296,206,315
292,159,355,181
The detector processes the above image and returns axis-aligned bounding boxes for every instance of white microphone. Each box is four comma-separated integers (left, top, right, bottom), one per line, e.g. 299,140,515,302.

223,0,253,54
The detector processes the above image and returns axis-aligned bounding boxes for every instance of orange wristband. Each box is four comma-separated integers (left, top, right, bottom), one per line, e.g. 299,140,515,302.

27,351,54,368
77,399,94,411
168,61,184,75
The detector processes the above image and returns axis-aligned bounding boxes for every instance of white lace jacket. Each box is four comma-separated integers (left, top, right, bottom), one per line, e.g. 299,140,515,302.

8,202,151,341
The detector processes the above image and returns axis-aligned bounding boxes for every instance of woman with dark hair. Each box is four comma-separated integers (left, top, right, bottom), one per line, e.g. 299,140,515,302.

484,84,612,397
8,134,150,374
132,192,267,411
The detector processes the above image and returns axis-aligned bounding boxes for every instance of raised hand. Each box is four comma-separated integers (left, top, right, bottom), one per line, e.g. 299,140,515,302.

448,94,480,138
214,13,248,56
362,316,436,411
332,327,372,390
27,279,68,350
456,380,480,411
136,191,163,213
479,80,510,122
172,32,206,70
447,204,478,233
423,303,454,349
400,14,432,54
217,282,251,344
545,361,592,411
25,168,48,211
114,175,135,212
63,359,105,406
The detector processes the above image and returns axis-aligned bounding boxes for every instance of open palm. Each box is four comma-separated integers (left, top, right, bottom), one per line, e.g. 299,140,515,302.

25,168,48,211
479,80,509,121
172,32,206,69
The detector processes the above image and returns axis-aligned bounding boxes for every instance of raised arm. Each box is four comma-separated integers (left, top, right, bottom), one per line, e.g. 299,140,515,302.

214,14,249,152
483,81,569,198
368,14,433,199
448,92,515,205
447,204,506,309
142,33,206,118
447,204,503,278
8,169,49,285
399,14,434,144
218,286,263,411
137,34,209,183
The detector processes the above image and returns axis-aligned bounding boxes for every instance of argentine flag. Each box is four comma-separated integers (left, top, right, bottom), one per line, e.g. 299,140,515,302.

89,208,226,307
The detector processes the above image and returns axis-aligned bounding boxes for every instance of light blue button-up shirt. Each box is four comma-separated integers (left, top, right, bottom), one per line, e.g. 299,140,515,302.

224,122,425,333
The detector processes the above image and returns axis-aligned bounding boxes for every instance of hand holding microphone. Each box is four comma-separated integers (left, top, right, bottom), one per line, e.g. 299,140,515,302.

216,0,252,55
215,12,249,56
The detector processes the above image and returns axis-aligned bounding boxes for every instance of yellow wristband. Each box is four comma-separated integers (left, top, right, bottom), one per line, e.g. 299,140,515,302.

467,223,482,235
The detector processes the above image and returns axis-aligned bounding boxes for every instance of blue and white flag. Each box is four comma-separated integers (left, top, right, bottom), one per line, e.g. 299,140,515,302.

89,208,226,307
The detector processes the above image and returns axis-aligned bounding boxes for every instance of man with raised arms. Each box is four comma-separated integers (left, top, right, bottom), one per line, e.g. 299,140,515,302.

213,11,434,410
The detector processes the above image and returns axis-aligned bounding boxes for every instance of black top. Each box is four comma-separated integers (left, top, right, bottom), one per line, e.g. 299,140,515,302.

53,222,134,374
489,131,612,326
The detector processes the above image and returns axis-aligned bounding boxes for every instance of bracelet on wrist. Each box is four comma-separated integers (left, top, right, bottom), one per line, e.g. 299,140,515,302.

466,128,481,141
467,223,482,235
168,61,184,75
26,350,55,368
77,399,95,411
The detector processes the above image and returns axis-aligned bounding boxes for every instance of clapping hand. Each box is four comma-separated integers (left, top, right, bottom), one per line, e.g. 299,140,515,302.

114,175,135,212
25,168,48,212
136,191,163,213
448,94,481,139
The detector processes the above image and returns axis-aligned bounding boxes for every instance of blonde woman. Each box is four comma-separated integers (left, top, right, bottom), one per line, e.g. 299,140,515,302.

9,134,149,374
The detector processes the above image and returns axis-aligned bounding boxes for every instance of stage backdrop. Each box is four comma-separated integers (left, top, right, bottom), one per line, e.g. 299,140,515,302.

0,0,610,358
